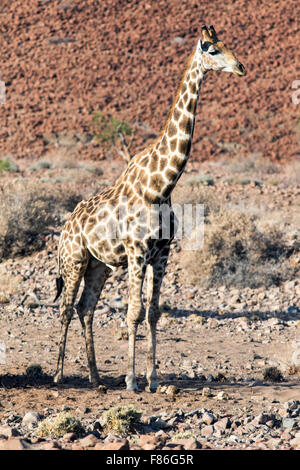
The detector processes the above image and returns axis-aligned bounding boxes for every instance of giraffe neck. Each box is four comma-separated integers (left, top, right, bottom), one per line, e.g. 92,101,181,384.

144,47,205,203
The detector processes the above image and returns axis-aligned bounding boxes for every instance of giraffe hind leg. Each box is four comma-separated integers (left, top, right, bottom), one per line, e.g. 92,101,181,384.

54,255,88,384
54,275,84,383
77,258,111,385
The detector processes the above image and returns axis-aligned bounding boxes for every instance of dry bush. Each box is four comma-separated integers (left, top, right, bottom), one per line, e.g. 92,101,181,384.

30,149,104,176
0,266,22,297
0,181,82,260
41,147,80,169
223,153,279,175
283,157,300,186
172,184,221,217
177,208,297,289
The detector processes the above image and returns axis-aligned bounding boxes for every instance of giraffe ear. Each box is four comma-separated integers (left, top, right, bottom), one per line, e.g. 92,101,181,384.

202,25,212,43
197,39,204,54
208,25,218,42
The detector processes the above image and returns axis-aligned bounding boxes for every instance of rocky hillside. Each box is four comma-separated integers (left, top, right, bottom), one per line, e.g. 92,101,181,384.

0,0,299,163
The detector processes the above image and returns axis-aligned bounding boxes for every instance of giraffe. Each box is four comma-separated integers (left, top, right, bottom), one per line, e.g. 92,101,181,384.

53,25,246,392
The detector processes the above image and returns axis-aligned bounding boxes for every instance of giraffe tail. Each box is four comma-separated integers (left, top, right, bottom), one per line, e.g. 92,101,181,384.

54,276,64,302
54,243,64,302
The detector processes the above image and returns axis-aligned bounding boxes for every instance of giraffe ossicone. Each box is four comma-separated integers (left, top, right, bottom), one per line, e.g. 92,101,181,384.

53,25,246,391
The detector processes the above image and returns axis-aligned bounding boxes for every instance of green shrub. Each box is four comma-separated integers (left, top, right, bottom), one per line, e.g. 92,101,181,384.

0,157,19,173
91,112,132,150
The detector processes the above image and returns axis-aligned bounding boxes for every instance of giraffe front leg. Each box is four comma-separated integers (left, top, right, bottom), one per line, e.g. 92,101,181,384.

145,265,159,392
125,253,146,392
146,317,159,392
125,319,139,392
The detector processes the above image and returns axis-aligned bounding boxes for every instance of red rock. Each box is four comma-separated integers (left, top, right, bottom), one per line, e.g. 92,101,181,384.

138,435,161,450
130,444,143,450
0,1,296,165
290,437,300,449
42,441,61,450
62,432,77,442
175,438,201,450
103,438,130,450
201,425,214,437
214,417,231,432
94,442,106,450
78,434,100,448
161,443,184,450
0,437,32,450
281,430,292,440
0,425,20,438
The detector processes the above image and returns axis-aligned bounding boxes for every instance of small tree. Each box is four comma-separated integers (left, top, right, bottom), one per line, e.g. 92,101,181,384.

91,112,132,161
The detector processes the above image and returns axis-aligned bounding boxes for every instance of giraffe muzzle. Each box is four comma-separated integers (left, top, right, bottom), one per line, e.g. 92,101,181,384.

235,62,246,77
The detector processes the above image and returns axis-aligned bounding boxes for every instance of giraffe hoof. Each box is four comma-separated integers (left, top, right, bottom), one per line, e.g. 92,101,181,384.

53,374,63,384
145,382,159,393
89,375,100,386
90,379,100,387
125,379,139,392
126,384,139,392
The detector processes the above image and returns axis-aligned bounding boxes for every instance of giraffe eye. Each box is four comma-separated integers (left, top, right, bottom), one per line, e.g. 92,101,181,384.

209,49,220,56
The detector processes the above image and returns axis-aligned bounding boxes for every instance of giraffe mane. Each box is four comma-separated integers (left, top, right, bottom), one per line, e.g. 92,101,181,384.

158,48,196,139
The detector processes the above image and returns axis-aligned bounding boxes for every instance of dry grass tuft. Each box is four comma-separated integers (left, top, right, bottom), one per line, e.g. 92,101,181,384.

263,366,284,383
25,364,45,378
215,373,227,383
172,184,220,217
102,405,142,437
35,412,85,438
171,431,196,441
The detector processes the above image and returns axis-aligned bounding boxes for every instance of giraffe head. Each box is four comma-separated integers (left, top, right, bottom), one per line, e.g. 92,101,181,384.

197,25,246,77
